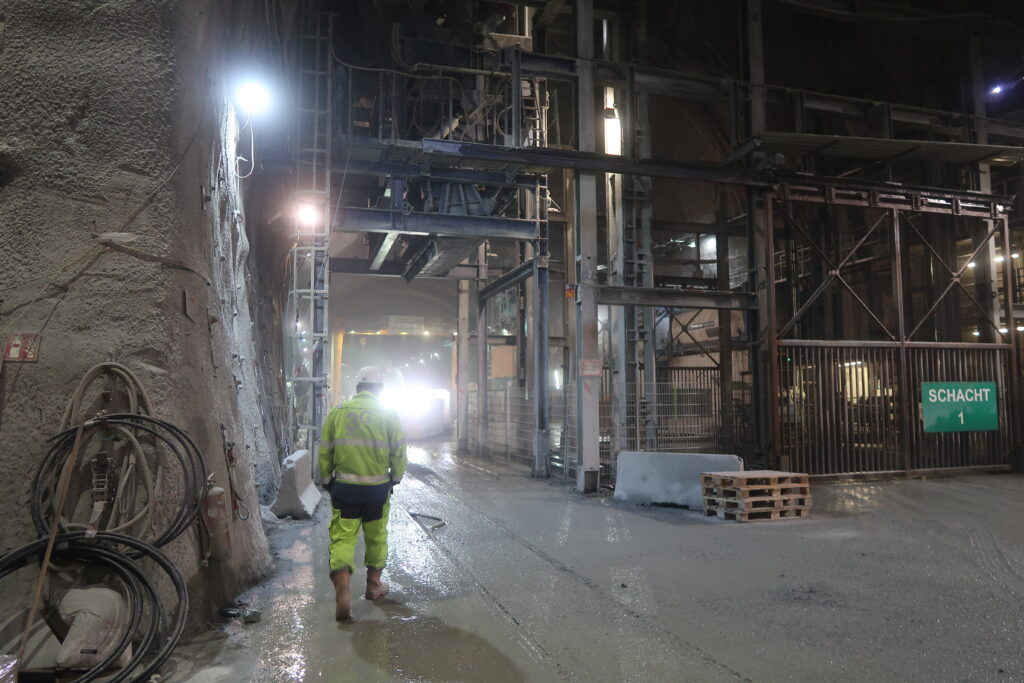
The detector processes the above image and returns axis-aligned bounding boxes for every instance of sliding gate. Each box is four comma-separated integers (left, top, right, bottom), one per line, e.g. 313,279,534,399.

778,342,1014,475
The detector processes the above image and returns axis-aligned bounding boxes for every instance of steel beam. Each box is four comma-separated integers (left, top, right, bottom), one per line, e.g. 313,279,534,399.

329,258,482,280
776,178,1011,219
337,206,539,239
368,233,399,271
333,154,545,188
478,259,535,302
595,285,757,310
421,139,770,187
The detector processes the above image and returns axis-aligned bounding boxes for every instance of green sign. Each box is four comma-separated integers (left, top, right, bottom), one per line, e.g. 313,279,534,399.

921,382,998,433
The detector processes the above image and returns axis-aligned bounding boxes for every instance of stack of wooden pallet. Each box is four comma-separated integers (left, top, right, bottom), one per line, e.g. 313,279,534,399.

702,471,811,522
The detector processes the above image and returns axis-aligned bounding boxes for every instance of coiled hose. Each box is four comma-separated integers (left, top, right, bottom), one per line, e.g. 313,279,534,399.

0,532,188,683
9,364,209,680
59,362,153,431
31,413,207,553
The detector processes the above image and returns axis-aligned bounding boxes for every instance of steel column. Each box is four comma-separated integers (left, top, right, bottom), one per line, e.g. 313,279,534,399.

764,199,781,468
476,244,489,459
747,0,772,467
717,194,734,453
575,0,601,492
533,182,551,477
1000,215,1022,467
457,276,471,452
892,209,913,473
971,38,1001,342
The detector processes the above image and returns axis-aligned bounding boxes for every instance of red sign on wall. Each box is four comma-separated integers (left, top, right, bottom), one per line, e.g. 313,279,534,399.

4,334,40,362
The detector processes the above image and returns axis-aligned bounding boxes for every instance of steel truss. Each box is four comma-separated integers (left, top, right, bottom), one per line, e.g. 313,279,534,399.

763,192,1021,475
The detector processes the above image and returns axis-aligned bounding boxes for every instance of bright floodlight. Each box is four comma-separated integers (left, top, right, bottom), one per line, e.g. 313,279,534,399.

236,81,271,115
297,203,318,226
991,85,1003,95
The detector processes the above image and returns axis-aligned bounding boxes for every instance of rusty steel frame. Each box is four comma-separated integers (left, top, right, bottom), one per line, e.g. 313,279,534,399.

902,216,1009,341
763,191,1020,474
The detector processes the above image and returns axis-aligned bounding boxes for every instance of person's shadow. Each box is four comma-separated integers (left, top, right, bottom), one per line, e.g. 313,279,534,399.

342,599,527,682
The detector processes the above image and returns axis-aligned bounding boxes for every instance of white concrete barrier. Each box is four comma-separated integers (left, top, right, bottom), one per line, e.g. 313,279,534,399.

613,451,743,507
271,449,321,519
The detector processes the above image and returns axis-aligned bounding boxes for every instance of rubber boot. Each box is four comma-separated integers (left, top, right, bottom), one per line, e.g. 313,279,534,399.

331,569,352,621
365,566,390,600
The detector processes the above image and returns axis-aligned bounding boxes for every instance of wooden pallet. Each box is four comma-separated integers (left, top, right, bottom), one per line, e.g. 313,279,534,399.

702,484,811,499
701,471,810,489
703,495,811,512
701,470,811,522
704,505,811,522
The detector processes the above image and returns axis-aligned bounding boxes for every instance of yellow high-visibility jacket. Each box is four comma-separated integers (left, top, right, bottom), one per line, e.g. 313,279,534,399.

318,392,407,486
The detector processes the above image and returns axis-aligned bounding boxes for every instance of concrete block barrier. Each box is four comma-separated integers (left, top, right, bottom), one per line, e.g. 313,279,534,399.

613,451,743,508
271,449,321,519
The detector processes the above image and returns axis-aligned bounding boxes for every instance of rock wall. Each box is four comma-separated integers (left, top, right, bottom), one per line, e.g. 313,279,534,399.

0,0,282,617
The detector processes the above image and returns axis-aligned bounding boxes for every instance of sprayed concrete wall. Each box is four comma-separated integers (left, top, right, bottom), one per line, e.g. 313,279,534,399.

0,0,281,616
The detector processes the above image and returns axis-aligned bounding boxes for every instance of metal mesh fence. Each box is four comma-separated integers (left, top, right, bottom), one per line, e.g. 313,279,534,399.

484,386,536,465
469,367,754,485
550,383,576,480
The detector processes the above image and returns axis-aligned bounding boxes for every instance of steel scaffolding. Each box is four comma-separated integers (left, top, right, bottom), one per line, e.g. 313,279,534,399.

285,8,332,461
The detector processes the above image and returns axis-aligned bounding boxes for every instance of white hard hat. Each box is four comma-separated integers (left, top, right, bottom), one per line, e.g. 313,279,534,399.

356,366,385,385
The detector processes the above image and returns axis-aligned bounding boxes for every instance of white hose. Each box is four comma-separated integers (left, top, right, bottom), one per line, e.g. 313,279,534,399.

53,363,159,540
59,362,152,431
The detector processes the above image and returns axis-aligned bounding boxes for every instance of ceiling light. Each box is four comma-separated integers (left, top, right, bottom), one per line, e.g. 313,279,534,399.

967,261,977,269
235,81,271,115
991,85,1004,95
995,255,1005,263
297,203,319,226
972,330,981,336
999,327,1009,334
1017,326,1024,332
1013,253,1020,259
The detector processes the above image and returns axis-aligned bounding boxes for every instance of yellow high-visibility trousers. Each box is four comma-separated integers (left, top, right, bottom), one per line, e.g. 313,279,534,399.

328,501,390,573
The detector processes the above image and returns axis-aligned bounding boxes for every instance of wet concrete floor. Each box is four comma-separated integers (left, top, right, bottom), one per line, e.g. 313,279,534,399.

173,443,1024,682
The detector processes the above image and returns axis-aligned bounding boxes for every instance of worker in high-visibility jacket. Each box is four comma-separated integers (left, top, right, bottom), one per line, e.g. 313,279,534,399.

319,366,407,621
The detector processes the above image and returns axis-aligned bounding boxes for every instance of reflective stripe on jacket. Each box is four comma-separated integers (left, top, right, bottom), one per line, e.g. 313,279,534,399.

318,392,407,486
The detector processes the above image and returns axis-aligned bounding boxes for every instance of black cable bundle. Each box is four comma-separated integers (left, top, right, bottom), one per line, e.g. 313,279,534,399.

5,365,209,681
30,413,208,554
0,532,188,683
